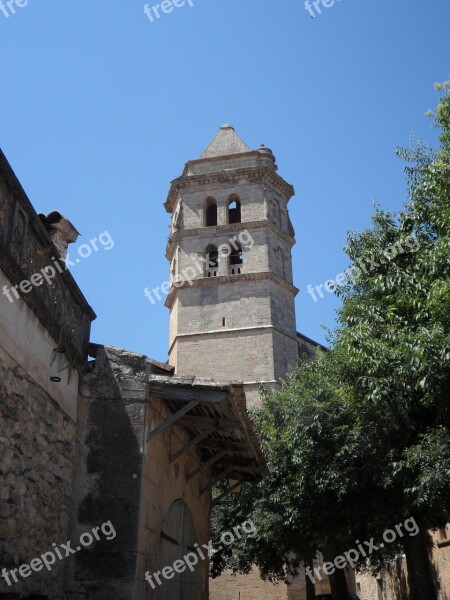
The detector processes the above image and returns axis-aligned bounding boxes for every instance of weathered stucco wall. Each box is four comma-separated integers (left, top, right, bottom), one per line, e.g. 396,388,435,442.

0,270,80,420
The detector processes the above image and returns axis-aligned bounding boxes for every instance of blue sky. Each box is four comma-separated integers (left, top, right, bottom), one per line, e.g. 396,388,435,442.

1,0,449,361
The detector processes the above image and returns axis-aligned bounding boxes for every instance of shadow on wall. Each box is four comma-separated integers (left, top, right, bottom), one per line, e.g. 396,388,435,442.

0,595,49,599
75,349,144,594
390,557,409,600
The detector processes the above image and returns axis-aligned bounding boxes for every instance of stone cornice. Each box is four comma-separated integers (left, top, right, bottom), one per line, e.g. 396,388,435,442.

164,165,295,213
165,220,295,261
164,270,299,309
184,150,259,172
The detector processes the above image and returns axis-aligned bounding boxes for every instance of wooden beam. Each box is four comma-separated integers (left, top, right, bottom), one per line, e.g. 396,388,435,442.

177,415,240,432
146,400,199,443
169,429,212,464
210,455,257,468
197,438,250,453
149,387,228,405
187,450,227,481
201,459,256,495
212,480,242,506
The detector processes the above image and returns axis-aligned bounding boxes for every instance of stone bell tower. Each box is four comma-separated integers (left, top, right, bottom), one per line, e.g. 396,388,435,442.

164,124,299,407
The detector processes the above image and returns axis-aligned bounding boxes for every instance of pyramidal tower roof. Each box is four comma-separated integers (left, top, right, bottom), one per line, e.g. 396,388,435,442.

199,124,251,159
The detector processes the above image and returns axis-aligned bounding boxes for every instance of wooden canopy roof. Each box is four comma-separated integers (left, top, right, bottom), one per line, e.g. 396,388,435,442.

146,374,268,498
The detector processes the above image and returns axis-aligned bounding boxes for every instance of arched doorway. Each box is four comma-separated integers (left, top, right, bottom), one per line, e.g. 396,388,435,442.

160,500,199,600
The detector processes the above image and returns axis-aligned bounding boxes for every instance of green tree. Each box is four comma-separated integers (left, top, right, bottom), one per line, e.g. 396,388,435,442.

211,82,450,600
333,80,450,600
211,349,406,600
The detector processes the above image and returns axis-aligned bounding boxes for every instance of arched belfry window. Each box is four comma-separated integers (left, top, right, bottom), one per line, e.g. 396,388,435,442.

206,244,218,277
228,196,241,224
160,500,198,600
229,244,243,275
205,197,217,227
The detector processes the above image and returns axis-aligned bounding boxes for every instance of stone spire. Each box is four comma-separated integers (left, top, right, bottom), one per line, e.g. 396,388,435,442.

199,124,251,159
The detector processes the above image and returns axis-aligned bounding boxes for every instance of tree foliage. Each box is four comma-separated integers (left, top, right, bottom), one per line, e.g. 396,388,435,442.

211,82,450,599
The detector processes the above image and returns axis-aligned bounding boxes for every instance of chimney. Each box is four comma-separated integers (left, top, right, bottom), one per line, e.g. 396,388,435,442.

39,211,80,259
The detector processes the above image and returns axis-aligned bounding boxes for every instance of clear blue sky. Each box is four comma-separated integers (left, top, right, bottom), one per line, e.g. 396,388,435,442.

1,0,449,361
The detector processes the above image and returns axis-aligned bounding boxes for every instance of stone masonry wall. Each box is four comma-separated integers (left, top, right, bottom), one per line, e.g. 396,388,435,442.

209,568,288,600
172,329,275,384
69,346,149,600
355,533,450,600
70,345,211,600
174,228,270,279
168,271,296,337
178,181,266,230
174,279,273,335
0,345,76,599
431,529,450,599
0,148,95,600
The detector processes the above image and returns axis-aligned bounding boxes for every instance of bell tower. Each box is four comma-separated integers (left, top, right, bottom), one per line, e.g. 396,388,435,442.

164,124,299,406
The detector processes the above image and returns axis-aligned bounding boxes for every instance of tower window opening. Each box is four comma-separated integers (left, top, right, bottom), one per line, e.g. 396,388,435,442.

205,198,217,227
228,197,241,224
222,317,226,327
206,245,218,277
272,198,281,227
229,247,243,275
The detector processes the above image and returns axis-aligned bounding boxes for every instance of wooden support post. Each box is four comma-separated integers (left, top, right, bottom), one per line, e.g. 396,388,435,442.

187,450,227,481
146,400,199,443
169,429,212,464
212,480,242,506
